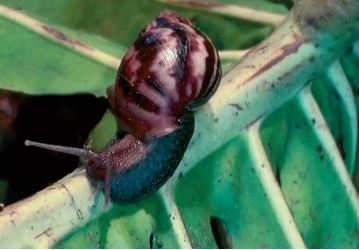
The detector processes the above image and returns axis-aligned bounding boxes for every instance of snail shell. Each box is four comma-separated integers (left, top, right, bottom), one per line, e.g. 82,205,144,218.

108,11,221,141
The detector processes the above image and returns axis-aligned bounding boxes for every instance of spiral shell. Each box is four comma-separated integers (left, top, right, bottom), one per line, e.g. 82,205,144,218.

108,11,221,140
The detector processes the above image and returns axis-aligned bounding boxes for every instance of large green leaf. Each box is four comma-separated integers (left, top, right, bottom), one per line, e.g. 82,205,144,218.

0,0,358,248
0,6,123,96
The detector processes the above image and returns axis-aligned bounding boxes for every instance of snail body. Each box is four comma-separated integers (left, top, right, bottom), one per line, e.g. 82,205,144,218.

25,11,221,205
25,112,193,203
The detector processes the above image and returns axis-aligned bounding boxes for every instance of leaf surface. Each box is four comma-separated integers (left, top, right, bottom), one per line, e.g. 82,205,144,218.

0,0,358,249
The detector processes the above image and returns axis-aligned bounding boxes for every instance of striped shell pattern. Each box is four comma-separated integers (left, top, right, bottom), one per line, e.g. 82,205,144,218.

109,11,222,140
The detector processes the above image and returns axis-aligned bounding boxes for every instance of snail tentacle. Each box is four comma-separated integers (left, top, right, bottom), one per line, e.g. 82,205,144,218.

24,140,97,160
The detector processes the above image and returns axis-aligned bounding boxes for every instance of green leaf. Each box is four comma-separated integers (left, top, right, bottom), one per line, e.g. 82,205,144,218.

0,0,277,50
0,10,125,96
261,95,359,248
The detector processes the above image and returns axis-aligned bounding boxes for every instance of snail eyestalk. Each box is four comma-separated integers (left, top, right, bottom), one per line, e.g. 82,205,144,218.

24,139,97,160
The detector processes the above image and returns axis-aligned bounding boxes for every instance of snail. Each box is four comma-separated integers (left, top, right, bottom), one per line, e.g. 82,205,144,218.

25,11,221,206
